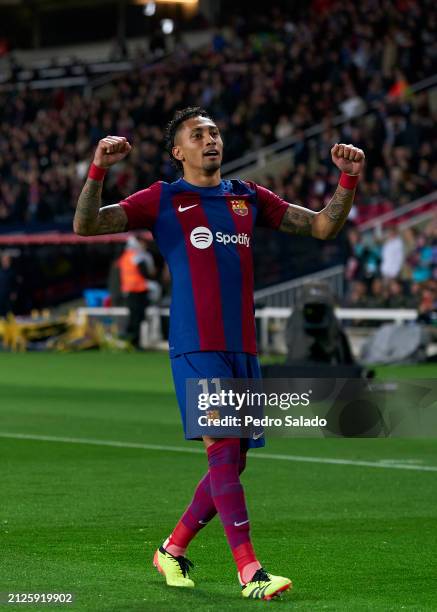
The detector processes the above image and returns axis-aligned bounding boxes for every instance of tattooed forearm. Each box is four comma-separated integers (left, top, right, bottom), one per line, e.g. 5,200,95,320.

73,178,102,235
312,184,356,239
279,184,356,240
279,204,316,236
73,178,128,235
324,185,355,222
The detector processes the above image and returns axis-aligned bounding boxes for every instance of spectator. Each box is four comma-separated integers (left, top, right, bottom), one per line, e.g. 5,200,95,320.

381,227,404,280
417,284,437,324
274,115,294,141
386,279,407,308
406,281,422,309
344,280,368,308
367,278,388,308
410,235,434,283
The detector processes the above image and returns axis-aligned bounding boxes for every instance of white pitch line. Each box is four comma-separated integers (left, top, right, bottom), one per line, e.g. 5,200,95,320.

1,432,437,473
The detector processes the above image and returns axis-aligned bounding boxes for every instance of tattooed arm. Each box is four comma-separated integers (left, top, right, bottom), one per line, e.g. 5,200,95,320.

279,143,365,240
311,183,357,239
279,184,356,240
73,179,128,236
279,202,316,237
73,136,131,236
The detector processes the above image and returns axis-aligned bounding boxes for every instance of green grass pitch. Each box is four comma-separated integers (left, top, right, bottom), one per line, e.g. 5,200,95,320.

0,352,436,611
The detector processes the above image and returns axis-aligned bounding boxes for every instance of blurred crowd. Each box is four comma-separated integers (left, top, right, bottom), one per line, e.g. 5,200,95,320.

343,214,437,320
261,90,435,220
0,0,435,226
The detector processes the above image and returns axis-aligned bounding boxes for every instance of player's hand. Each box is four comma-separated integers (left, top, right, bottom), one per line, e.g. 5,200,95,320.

93,136,132,169
331,143,365,176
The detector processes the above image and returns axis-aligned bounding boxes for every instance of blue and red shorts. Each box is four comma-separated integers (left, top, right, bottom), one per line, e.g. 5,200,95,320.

171,351,265,449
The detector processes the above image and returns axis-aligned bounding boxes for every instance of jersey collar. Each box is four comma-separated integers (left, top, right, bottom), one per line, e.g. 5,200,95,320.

176,177,226,194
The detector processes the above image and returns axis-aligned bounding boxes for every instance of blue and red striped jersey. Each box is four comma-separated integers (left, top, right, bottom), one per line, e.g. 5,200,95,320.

120,178,289,357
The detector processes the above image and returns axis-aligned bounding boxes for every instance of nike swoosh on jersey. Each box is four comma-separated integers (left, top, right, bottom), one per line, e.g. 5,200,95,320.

178,204,199,212
234,519,249,527
252,430,264,440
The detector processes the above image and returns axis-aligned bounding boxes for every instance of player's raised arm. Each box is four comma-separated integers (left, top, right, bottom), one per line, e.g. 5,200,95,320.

73,136,131,236
279,143,365,240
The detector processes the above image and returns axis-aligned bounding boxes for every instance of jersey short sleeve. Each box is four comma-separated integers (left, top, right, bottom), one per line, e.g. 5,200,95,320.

249,182,289,229
119,181,162,230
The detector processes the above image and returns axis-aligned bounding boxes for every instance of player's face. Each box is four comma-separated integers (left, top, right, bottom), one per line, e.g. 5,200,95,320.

173,117,223,174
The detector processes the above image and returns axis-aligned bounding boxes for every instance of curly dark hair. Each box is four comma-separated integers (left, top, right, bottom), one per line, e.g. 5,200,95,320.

164,106,212,172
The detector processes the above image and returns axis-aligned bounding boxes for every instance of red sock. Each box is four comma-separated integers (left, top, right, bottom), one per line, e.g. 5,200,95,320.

234,542,262,583
164,522,195,557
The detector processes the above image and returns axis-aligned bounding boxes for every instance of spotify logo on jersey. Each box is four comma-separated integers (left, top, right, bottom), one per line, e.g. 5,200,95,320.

190,226,251,250
190,226,213,249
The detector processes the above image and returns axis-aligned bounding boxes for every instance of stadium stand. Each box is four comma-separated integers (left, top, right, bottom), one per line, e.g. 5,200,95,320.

0,0,435,227
0,1,435,315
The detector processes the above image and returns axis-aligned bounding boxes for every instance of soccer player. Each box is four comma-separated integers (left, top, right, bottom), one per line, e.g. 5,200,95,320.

73,107,365,600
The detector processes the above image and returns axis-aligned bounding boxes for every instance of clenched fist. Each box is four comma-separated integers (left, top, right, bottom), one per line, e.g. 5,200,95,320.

93,135,132,169
331,143,365,176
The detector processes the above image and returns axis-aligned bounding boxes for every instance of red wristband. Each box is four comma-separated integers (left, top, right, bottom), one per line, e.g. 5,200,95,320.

88,163,107,181
339,172,359,190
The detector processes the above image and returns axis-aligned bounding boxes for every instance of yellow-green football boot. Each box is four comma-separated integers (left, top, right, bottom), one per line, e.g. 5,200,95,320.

241,568,292,600
153,546,194,588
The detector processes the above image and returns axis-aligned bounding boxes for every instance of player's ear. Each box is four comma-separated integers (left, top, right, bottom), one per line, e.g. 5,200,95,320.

172,146,185,163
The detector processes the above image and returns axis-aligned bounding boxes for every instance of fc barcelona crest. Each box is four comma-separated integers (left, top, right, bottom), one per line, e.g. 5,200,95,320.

231,199,248,216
